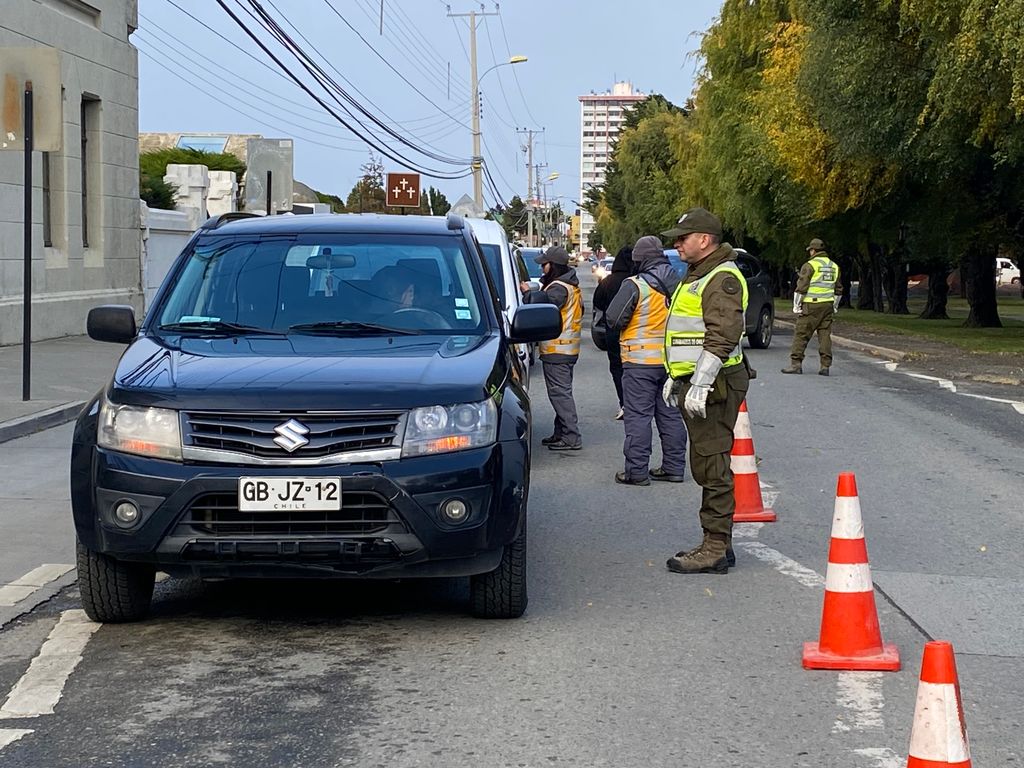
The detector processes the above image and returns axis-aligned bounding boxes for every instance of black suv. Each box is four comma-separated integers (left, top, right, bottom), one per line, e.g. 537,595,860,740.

72,212,560,622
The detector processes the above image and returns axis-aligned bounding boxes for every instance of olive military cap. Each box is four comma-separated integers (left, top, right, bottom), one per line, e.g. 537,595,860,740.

535,245,570,266
806,238,826,251
661,207,724,240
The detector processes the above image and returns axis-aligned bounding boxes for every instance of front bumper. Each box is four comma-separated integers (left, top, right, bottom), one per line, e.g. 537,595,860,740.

71,440,528,579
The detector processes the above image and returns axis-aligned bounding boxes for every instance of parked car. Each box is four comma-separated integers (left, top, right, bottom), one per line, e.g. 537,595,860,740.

72,212,561,622
663,247,774,349
996,257,1020,286
466,217,534,379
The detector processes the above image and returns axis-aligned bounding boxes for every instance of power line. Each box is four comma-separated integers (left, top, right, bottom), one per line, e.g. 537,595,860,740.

237,0,470,167
497,11,541,127
320,0,471,131
213,0,471,179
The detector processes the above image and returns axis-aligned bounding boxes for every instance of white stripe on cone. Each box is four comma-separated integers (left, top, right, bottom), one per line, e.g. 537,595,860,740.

824,562,874,593
909,682,970,763
733,411,752,439
832,496,866,540
730,454,757,474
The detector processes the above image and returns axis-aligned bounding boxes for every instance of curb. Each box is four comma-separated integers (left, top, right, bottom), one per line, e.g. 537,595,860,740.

0,401,86,445
774,320,908,361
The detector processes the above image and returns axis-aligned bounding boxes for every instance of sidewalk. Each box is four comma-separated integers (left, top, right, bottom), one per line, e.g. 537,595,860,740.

0,336,126,443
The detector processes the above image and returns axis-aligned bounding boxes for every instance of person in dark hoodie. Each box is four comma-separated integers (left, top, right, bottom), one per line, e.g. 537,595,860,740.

521,246,584,451
605,235,688,485
592,246,635,420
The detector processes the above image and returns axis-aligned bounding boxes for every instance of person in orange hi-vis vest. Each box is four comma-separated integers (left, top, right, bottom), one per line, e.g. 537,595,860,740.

520,246,583,451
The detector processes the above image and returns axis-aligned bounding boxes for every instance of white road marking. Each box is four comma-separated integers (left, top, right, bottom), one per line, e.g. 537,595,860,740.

833,673,885,733
0,565,74,607
0,610,101,719
881,361,1024,414
737,497,898,767
0,729,33,750
734,541,825,588
732,523,764,539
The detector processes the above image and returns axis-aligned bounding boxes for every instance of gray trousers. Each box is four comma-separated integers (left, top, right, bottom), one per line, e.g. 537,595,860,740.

622,366,687,479
542,360,581,446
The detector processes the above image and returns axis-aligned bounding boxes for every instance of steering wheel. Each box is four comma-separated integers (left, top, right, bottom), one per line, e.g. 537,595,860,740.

390,307,449,329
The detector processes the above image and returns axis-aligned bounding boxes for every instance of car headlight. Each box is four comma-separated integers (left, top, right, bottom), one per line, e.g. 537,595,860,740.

402,399,498,457
97,400,182,460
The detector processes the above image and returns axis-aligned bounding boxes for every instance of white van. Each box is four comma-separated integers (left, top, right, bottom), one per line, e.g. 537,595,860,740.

996,257,1020,286
466,217,535,381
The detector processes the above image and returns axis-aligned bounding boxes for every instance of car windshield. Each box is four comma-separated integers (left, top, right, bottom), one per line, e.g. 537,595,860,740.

154,233,487,335
478,243,507,305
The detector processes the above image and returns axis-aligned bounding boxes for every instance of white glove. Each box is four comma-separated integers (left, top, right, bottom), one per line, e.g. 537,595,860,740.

833,296,840,313
684,351,724,419
662,376,679,408
792,293,804,315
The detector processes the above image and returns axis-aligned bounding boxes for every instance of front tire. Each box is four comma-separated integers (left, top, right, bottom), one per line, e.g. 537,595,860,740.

470,517,527,619
77,540,155,623
748,306,773,349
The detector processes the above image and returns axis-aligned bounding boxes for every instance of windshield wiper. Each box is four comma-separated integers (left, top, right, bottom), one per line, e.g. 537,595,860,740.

288,321,423,336
157,320,284,336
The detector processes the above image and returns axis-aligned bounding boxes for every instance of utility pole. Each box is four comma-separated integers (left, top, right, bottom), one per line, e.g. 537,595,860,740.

448,7,500,210
517,128,537,246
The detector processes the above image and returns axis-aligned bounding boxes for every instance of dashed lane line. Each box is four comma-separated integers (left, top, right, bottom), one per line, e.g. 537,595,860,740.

0,610,100,720
0,565,74,607
880,361,1024,415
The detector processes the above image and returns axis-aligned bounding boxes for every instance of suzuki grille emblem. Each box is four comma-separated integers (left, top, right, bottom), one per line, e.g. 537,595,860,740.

273,419,310,452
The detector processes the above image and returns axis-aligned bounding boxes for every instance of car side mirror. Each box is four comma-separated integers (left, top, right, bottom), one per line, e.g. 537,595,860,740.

87,305,137,344
509,304,561,343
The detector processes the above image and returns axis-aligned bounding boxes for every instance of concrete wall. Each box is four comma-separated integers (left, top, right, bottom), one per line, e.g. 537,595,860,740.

0,0,142,345
140,203,191,314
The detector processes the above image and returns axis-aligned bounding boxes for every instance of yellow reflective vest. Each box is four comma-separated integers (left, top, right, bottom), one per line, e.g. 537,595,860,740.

620,277,670,365
805,255,839,303
539,279,582,357
664,262,748,378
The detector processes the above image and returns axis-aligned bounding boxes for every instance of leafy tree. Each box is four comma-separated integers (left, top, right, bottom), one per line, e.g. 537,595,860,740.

426,186,451,216
315,191,347,212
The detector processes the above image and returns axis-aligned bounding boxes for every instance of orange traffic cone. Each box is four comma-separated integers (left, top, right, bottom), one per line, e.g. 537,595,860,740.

731,400,776,522
802,472,900,671
907,641,971,767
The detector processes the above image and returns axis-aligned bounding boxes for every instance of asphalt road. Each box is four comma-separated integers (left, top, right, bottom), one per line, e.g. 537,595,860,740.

0,273,1021,767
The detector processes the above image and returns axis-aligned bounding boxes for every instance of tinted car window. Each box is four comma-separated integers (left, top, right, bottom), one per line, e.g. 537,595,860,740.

519,248,545,279
156,233,486,333
478,243,507,305
735,253,760,280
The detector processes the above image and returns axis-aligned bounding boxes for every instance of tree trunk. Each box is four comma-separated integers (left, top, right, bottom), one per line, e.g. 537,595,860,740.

837,254,853,308
961,246,1002,328
918,268,951,319
856,255,875,310
867,243,886,312
885,263,910,314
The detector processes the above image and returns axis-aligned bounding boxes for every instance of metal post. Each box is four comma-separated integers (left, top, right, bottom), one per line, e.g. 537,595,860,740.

526,133,534,246
266,170,273,215
469,10,482,209
23,82,33,402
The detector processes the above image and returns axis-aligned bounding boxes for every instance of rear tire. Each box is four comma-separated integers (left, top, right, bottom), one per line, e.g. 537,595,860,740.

470,517,527,619
76,540,155,623
748,306,773,349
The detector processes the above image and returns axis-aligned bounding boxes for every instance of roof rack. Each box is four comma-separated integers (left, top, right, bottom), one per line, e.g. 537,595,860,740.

199,211,261,231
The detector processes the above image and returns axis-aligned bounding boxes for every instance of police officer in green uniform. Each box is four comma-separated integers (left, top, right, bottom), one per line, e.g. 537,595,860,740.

660,208,750,574
782,238,842,376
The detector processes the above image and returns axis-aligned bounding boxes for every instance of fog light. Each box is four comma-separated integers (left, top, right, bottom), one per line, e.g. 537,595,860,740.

113,501,140,526
441,498,469,523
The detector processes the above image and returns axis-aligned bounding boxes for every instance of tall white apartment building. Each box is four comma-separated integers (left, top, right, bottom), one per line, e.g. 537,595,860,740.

578,81,645,255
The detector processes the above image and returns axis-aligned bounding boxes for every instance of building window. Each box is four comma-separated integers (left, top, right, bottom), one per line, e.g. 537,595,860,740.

80,95,101,250
42,152,52,247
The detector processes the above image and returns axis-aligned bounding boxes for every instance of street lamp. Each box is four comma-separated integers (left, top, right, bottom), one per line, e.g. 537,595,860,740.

472,55,527,208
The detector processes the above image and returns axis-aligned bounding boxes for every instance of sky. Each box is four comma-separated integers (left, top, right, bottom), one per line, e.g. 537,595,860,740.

136,0,724,211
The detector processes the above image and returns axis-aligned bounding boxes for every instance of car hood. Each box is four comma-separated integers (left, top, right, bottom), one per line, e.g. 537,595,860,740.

108,333,506,411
